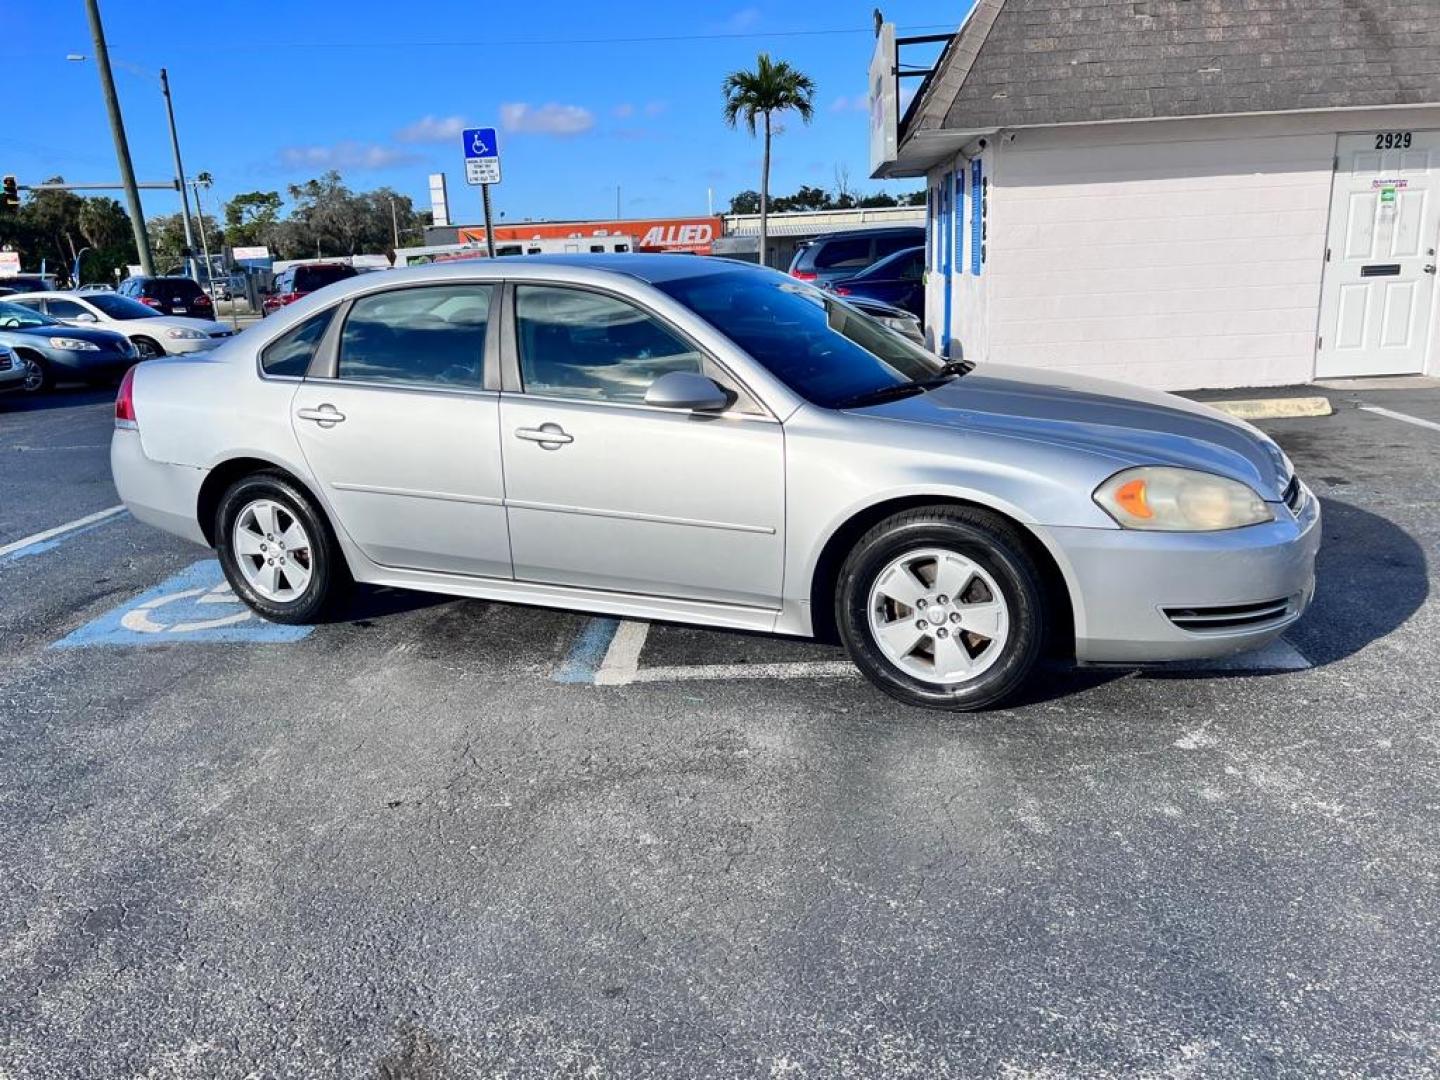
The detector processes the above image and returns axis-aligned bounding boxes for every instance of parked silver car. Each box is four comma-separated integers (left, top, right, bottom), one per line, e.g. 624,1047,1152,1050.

111,256,1320,710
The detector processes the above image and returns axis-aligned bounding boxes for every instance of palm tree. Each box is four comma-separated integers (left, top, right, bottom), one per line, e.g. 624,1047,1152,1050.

722,53,816,268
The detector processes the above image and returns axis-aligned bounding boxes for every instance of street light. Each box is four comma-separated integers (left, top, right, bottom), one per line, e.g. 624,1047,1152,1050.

68,49,197,278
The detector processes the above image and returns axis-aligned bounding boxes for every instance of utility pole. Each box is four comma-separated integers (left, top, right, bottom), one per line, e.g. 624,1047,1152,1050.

83,0,154,275
388,197,400,249
159,68,196,279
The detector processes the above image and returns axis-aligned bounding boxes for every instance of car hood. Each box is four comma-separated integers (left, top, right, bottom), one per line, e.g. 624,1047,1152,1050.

859,362,1293,499
2,324,130,348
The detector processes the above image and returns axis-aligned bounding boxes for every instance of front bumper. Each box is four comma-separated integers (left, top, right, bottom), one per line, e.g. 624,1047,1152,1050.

1039,484,1322,663
40,344,135,380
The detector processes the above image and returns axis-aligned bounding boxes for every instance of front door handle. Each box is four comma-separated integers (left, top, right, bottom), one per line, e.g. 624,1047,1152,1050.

1426,264,1437,275
296,404,346,428
514,423,573,448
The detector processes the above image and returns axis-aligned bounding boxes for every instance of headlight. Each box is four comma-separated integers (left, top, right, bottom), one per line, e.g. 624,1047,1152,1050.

1094,467,1273,531
165,327,207,340
48,337,100,351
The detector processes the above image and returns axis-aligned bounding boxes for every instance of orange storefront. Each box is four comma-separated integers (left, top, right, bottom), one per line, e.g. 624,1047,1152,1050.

457,216,722,255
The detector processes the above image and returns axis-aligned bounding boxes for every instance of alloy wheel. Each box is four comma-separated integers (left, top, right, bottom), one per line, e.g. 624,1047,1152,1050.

866,547,1010,686
231,498,313,603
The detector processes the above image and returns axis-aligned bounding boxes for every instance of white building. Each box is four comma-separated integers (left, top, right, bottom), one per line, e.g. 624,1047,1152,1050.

872,0,1440,390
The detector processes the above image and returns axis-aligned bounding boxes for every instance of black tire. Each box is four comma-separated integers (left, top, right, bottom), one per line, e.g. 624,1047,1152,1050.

18,353,51,393
132,336,164,359
214,471,350,624
835,505,1048,711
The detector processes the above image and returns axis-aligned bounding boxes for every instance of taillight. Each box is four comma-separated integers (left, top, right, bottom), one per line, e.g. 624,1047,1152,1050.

283,292,302,305
194,293,212,307
115,366,137,427
139,297,161,308
833,285,853,296
791,270,818,281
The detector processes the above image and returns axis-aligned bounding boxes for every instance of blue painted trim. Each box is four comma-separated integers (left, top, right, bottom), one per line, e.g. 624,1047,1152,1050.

970,158,984,276
940,171,953,357
552,617,619,683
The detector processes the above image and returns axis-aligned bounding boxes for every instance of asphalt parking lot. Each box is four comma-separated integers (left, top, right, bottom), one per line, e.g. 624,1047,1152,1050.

1,382,1437,1078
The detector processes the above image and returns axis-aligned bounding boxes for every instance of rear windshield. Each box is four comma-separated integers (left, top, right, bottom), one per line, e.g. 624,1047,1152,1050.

157,279,205,300
89,294,160,320
655,269,944,408
811,236,872,270
294,265,356,292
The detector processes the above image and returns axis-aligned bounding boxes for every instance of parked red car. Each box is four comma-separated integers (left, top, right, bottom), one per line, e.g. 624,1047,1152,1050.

262,263,359,315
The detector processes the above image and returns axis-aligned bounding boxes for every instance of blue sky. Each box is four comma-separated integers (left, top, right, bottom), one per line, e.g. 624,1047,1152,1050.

3,2,964,226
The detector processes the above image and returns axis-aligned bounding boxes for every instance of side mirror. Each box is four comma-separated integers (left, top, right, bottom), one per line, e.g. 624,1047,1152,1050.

74,312,98,323
644,370,729,412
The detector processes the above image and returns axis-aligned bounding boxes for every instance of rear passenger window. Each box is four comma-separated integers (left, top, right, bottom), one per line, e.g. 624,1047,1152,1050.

874,234,920,259
337,284,493,388
261,308,336,378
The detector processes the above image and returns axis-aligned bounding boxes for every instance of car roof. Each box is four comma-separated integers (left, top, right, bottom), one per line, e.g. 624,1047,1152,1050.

372,253,766,288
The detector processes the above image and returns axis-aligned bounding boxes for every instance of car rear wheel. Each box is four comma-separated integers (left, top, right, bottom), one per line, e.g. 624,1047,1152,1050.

19,354,51,393
215,473,348,624
132,336,163,359
836,506,1048,711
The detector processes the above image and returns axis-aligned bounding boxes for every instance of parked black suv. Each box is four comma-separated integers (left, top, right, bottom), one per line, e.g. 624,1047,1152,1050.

117,275,215,317
788,226,926,285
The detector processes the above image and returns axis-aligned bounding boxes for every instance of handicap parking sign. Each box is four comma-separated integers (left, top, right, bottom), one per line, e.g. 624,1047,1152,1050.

462,127,501,186
53,560,312,648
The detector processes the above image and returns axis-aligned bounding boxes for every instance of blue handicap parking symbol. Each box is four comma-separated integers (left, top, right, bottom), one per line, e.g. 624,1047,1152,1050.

52,560,312,648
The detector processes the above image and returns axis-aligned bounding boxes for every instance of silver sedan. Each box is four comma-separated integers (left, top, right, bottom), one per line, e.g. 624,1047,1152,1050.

111,256,1320,710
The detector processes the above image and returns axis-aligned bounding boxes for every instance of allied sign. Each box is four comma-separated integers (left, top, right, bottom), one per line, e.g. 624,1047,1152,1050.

462,127,501,186
230,245,270,262
457,216,723,255
0,250,20,276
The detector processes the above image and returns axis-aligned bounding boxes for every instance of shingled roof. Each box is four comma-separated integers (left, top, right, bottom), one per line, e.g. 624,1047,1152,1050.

907,0,1440,137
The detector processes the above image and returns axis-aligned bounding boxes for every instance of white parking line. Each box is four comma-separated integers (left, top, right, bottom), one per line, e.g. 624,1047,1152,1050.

0,505,126,560
1358,405,1440,434
594,620,651,686
631,660,860,683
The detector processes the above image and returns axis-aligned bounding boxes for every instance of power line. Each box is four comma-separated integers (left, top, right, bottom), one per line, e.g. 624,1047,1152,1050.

132,22,957,54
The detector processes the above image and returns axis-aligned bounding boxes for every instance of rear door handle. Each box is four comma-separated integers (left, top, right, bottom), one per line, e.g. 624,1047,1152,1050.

296,404,346,427
514,424,573,448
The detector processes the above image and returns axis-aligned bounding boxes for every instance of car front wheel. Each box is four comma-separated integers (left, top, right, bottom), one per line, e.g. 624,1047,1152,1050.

20,355,51,393
836,506,1048,711
215,473,347,623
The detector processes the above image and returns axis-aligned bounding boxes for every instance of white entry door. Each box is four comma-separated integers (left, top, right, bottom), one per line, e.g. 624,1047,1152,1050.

1317,130,1440,377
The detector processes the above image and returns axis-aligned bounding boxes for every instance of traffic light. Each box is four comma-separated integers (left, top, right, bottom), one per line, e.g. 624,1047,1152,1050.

1,176,17,211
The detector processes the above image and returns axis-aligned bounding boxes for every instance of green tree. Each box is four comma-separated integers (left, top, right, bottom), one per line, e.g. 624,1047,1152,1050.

223,190,282,249
728,190,761,215
722,53,816,266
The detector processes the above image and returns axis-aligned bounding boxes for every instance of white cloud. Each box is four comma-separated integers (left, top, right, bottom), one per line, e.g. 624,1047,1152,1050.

612,103,636,119
395,115,470,144
644,100,667,117
831,94,869,113
715,6,761,33
500,102,595,136
276,141,418,171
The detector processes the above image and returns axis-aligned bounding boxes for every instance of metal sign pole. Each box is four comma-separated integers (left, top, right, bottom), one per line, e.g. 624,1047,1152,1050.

481,184,497,260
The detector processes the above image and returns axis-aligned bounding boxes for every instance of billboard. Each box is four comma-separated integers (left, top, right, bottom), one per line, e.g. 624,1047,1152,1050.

458,216,722,255
868,22,899,177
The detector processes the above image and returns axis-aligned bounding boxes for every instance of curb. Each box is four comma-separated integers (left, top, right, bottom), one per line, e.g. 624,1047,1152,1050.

1207,396,1333,420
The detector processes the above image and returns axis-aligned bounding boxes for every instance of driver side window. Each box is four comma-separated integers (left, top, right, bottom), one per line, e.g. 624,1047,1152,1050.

514,285,704,405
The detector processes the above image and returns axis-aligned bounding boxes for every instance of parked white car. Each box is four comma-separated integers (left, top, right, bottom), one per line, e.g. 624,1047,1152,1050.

4,291,235,358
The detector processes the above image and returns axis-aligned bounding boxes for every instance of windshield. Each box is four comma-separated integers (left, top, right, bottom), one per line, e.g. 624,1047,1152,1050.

654,269,946,408
87,293,160,320
0,301,56,328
